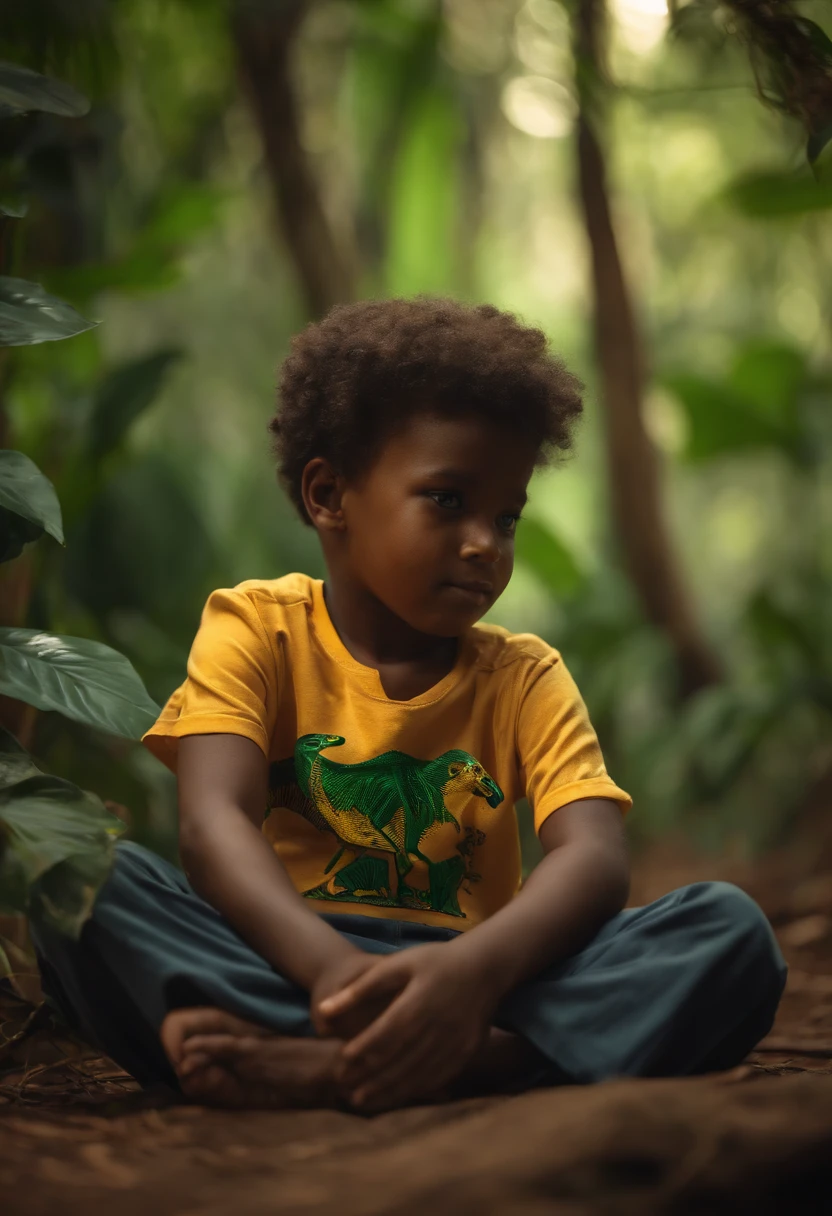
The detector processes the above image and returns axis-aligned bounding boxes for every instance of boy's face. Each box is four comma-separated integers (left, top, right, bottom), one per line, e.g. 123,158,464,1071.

337,412,538,636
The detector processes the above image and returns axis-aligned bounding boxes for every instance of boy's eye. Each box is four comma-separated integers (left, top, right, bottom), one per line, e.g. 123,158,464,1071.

498,512,523,533
428,492,462,510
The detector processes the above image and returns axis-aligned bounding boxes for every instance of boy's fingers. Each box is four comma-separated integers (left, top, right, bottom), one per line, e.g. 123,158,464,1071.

340,988,415,1063
340,1017,423,1086
350,1036,433,1104
318,961,403,1015
353,1040,444,1110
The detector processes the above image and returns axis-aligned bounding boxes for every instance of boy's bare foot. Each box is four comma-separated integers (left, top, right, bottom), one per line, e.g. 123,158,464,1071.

160,1007,347,1109
160,1008,552,1111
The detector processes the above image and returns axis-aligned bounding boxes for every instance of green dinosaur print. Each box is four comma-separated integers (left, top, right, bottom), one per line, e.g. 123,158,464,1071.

265,733,503,918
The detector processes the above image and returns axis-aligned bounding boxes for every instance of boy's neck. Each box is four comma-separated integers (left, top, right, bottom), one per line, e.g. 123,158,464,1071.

322,577,459,673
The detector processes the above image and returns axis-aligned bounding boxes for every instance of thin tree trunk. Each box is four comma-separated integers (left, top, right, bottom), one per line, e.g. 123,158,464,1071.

231,0,356,318
574,0,722,696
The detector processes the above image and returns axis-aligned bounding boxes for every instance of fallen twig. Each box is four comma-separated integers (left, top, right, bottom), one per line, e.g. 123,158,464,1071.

0,1001,46,1065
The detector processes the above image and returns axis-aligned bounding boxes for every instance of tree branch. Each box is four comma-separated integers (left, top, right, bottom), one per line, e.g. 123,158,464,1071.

574,0,722,695
231,0,356,319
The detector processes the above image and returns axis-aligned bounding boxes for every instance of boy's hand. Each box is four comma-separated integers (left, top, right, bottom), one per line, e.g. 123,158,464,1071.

309,950,393,1042
316,942,501,1111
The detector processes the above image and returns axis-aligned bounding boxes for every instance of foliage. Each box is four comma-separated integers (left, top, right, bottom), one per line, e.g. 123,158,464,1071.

0,450,63,561
0,60,90,119
0,59,163,946
0,727,123,936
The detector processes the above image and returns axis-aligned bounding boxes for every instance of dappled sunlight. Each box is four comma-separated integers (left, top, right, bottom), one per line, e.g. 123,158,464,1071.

610,0,669,55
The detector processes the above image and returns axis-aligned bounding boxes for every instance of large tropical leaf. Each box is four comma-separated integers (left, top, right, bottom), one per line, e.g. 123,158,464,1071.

0,276,98,346
0,628,160,739
0,450,64,563
515,516,585,598
0,761,124,935
0,61,89,118
88,349,183,461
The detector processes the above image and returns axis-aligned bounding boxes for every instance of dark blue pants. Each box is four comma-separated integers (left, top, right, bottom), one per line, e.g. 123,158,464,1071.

30,841,787,1093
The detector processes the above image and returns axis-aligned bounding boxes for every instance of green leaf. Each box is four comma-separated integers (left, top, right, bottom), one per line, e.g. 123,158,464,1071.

0,276,98,346
0,61,89,119
0,199,27,218
0,451,64,563
0,726,43,791
515,516,584,597
0,511,43,564
663,372,782,461
0,773,124,935
725,170,832,217
0,628,160,739
88,349,183,462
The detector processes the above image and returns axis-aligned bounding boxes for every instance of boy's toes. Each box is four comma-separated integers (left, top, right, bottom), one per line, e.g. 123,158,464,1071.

160,1006,269,1067
180,1033,253,1065
179,1061,245,1107
178,1050,210,1078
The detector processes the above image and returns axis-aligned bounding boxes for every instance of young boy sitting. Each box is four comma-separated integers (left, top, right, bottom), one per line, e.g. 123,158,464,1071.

31,298,786,1113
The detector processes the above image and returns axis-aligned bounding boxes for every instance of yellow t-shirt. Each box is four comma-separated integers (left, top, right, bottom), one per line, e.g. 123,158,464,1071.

142,573,631,931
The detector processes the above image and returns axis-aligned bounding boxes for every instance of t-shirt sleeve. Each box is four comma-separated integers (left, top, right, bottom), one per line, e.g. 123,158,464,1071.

141,586,278,772
516,652,632,833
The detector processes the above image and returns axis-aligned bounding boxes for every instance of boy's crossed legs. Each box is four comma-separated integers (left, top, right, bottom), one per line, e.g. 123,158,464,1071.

30,840,787,1112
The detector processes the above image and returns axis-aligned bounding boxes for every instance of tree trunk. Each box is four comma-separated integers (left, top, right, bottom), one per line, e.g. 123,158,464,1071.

574,0,722,696
231,0,356,319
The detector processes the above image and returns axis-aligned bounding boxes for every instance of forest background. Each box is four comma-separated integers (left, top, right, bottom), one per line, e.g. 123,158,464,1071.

0,0,830,918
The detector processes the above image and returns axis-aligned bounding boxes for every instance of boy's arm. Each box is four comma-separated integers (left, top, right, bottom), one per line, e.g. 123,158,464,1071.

319,797,629,1109
176,734,363,992
448,797,630,994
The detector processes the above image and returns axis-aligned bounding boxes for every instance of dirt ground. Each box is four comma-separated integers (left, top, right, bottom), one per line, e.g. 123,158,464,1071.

3,841,832,1215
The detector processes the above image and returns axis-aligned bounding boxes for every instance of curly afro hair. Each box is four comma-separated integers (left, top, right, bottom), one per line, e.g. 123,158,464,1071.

270,297,584,525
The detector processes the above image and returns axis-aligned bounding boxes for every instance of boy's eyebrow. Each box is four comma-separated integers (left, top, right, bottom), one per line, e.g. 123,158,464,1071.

421,468,528,506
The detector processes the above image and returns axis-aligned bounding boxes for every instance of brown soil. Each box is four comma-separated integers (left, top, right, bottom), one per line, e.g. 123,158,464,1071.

3,842,832,1215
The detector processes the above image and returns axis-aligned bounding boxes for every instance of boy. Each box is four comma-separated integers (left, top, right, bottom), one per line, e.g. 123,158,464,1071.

31,298,786,1113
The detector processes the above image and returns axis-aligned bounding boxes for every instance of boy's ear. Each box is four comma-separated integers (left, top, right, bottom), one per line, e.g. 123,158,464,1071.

302,457,346,531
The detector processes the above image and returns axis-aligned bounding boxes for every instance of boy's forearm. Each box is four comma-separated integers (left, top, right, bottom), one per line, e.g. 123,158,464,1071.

448,842,630,998
179,805,358,990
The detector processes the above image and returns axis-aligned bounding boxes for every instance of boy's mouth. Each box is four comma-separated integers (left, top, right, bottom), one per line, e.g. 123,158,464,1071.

445,580,493,603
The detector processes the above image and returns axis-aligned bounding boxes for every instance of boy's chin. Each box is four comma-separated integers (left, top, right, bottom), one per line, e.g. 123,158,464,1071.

418,604,492,637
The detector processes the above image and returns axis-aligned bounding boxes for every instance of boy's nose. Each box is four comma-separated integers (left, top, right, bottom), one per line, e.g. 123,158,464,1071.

459,523,501,563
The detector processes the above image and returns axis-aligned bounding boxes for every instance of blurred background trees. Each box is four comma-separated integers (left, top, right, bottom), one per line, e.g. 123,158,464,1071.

1,0,830,869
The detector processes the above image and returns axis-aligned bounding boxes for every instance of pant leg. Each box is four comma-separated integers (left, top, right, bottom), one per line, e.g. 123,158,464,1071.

29,840,406,1088
495,881,787,1083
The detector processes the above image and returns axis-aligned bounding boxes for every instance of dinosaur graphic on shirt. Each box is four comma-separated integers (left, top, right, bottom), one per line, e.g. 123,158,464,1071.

265,733,503,918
